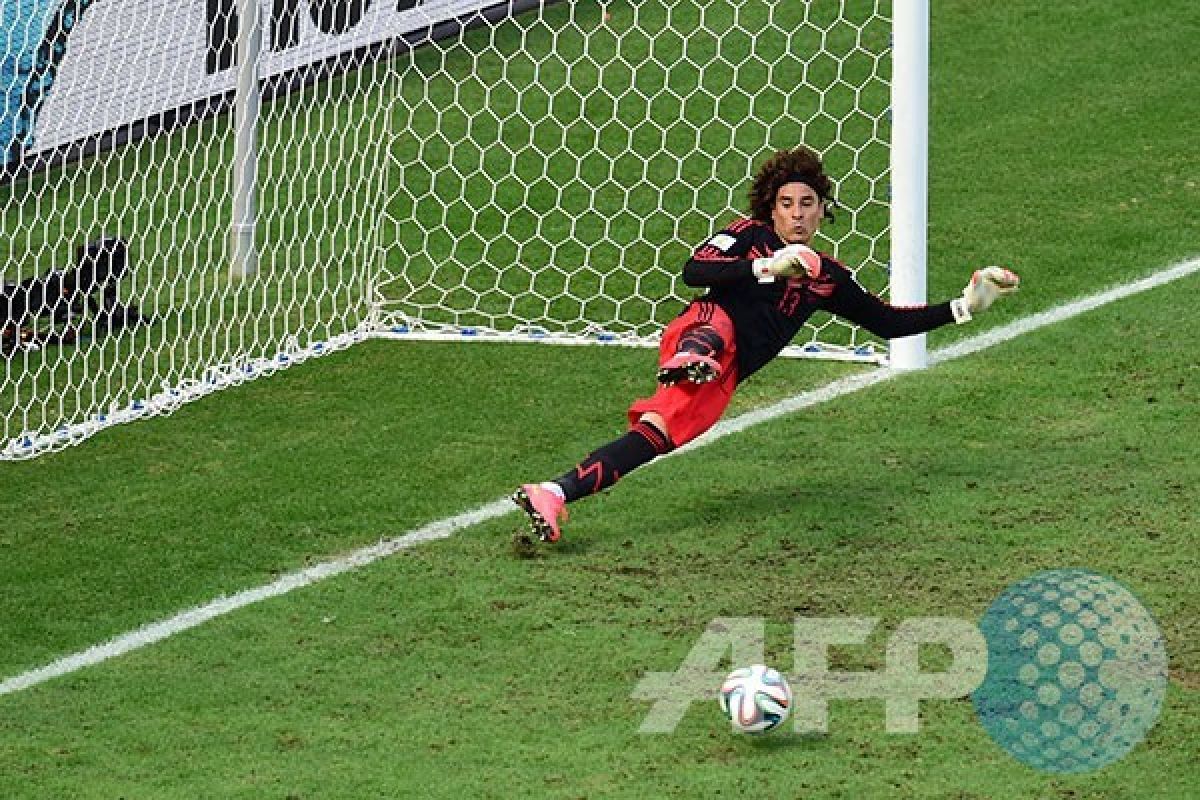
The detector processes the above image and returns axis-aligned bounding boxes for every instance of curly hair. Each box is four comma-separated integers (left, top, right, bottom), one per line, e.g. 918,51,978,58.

747,146,836,223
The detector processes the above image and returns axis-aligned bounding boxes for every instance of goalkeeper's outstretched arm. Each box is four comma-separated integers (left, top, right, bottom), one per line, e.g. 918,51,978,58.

822,266,1020,339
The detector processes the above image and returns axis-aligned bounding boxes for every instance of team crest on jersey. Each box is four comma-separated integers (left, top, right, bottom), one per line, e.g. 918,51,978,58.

709,233,737,252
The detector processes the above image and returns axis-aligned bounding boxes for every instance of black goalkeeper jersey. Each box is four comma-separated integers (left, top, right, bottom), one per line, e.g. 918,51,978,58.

682,217,955,381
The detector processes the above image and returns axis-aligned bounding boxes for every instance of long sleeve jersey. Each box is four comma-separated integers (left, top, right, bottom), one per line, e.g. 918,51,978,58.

683,217,954,381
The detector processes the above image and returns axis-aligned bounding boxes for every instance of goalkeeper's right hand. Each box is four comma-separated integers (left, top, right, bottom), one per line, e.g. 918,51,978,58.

752,244,821,282
951,266,1020,323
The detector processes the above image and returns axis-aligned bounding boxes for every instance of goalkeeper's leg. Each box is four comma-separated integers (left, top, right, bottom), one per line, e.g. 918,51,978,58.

657,301,730,386
513,304,738,543
513,370,738,544
514,418,672,543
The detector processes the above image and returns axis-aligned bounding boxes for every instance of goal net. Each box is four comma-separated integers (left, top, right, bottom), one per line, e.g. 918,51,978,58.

383,0,895,358
3,0,911,459
2,0,393,458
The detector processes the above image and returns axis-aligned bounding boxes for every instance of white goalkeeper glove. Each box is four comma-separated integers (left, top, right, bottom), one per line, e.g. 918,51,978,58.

752,243,821,282
950,266,1020,323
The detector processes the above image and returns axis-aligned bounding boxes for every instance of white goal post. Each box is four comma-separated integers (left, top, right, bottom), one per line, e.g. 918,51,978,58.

2,0,927,460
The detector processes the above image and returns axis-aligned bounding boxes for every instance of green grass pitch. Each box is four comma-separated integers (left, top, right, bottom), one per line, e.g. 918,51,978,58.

2,0,1199,797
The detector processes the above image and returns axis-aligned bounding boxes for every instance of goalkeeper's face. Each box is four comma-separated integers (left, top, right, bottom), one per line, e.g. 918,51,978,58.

771,182,825,245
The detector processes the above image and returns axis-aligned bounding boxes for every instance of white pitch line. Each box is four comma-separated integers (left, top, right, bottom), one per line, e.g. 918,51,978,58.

0,498,513,697
3,256,1198,697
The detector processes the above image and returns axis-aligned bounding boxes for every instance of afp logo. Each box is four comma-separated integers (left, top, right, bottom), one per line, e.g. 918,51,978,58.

632,570,1168,774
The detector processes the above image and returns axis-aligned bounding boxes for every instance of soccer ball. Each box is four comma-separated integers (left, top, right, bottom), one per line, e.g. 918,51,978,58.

718,664,793,734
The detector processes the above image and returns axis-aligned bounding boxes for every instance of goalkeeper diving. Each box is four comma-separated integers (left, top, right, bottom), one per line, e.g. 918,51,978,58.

514,144,1020,544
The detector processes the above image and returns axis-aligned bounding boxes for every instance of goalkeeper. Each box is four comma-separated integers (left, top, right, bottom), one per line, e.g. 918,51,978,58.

514,145,1019,544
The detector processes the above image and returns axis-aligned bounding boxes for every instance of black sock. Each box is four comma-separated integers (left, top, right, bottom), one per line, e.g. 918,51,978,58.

555,421,673,502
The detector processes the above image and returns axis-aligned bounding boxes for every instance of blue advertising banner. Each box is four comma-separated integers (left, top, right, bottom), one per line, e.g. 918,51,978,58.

2,0,97,166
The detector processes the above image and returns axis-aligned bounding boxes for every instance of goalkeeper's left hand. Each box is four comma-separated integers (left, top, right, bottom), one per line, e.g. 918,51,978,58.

950,266,1020,323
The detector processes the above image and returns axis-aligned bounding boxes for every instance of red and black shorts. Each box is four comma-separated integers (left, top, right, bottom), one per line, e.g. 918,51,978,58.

627,301,738,447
